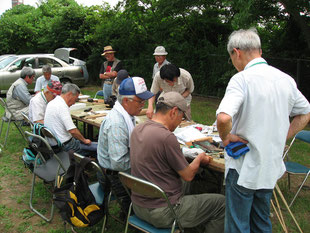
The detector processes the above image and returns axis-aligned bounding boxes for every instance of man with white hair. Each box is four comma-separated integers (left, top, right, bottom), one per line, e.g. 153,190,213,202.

29,80,62,124
34,65,60,93
97,77,154,218
44,83,97,157
6,67,35,120
216,28,310,232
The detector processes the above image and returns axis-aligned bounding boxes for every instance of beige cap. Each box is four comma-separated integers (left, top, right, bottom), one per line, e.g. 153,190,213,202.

153,46,168,56
101,45,116,56
157,92,190,120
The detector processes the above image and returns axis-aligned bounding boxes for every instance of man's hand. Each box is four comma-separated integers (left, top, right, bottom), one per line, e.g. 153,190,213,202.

199,153,213,165
82,139,91,145
146,106,154,119
222,133,248,147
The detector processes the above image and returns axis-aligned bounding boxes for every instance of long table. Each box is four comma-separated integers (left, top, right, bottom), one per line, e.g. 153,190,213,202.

70,100,225,175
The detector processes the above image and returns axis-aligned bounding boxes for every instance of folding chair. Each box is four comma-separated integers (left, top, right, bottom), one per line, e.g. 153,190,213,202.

283,130,310,207
118,172,183,233
73,152,111,233
0,97,27,147
21,112,34,130
25,130,70,222
94,90,104,99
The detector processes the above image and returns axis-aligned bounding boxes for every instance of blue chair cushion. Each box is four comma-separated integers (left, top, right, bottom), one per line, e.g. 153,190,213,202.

89,182,104,205
296,130,310,144
96,90,104,97
285,161,310,174
129,215,174,233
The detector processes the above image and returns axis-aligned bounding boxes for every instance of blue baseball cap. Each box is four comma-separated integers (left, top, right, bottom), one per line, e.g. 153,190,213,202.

119,77,154,100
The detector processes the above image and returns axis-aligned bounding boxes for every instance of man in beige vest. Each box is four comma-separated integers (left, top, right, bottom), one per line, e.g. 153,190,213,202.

99,45,123,103
5,67,35,120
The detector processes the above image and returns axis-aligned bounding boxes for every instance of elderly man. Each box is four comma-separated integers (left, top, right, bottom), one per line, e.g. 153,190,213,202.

152,46,170,79
216,28,310,233
5,67,35,120
131,92,225,233
146,64,194,119
44,83,97,157
97,77,154,218
29,81,62,124
99,45,123,103
34,65,60,93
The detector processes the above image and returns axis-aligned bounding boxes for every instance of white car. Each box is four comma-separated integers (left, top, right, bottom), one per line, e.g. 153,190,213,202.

0,48,88,93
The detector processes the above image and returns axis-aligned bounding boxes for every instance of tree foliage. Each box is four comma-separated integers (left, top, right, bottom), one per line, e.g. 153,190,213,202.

0,0,309,98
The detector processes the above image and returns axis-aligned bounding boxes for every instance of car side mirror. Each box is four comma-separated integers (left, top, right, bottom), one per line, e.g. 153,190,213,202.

8,65,18,72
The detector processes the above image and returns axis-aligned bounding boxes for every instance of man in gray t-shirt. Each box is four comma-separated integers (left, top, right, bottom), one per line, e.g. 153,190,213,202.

130,92,225,233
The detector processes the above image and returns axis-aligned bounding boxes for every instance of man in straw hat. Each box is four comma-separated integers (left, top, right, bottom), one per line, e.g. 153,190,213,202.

29,80,62,124
130,92,225,233
99,45,123,103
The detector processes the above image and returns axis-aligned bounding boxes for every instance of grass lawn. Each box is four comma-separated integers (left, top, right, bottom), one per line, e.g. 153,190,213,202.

0,86,309,233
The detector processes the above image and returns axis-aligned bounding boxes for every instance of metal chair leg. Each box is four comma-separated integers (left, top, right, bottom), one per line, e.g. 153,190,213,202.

29,169,55,222
4,120,11,148
289,172,310,207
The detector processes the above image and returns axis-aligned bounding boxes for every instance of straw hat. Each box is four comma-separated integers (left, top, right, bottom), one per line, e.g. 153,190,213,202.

101,45,116,56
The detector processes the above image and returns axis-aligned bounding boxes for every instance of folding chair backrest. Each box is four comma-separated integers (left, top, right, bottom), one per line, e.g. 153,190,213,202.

0,97,13,118
0,98,6,110
119,172,168,200
21,112,33,129
73,152,103,176
283,130,310,159
295,130,310,144
25,131,55,163
119,172,183,232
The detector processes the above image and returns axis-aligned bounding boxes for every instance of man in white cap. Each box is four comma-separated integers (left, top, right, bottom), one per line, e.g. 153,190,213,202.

130,92,225,233
99,45,123,103
97,76,154,218
152,46,170,79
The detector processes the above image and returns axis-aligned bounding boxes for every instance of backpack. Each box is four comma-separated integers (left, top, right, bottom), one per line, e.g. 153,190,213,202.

53,156,110,228
22,123,62,170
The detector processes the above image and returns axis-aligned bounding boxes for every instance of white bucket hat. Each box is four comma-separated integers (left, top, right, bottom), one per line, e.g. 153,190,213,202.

153,46,168,56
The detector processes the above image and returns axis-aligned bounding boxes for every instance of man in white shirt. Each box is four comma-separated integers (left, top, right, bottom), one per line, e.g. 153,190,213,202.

152,46,170,79
29,81,62,124
44,83,97,157
216,28,310,233
34,65,60,93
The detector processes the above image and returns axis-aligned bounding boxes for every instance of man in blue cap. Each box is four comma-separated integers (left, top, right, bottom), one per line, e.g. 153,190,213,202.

97,76,154,218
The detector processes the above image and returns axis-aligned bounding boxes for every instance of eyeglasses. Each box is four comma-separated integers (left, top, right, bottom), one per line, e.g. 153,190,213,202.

129,98,146,105
178,108,186,121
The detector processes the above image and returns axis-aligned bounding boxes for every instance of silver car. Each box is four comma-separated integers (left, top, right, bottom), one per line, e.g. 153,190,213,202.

0,49,87,94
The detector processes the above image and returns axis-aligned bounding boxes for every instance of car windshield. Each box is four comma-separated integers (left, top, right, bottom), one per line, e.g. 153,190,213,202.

0,56,18,69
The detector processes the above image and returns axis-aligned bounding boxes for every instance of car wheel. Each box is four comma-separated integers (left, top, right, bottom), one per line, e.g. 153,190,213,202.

60,78,72,86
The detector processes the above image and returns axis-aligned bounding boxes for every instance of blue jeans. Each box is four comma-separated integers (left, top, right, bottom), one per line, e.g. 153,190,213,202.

103,83,112,101
63,137,97,157
225,169,273,233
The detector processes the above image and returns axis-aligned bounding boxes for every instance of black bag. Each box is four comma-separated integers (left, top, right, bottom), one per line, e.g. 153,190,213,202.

53,156,109,227
105,95,117,108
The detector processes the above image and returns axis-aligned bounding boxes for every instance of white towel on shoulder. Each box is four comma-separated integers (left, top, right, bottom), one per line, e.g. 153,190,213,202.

113,100,135,144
